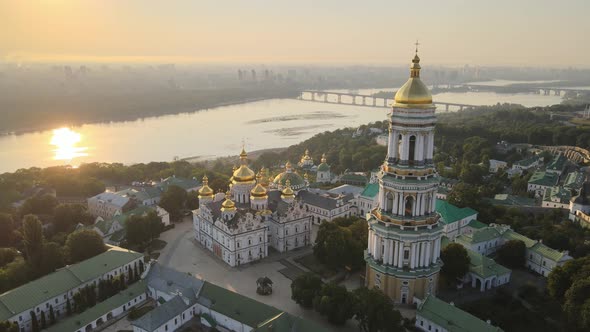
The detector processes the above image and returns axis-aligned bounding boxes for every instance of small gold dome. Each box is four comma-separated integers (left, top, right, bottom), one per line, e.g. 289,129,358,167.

250,174,268,198
394,51,433,106
198,175,214,198
221,190,236,211
282,180,295,197
302,149,312,161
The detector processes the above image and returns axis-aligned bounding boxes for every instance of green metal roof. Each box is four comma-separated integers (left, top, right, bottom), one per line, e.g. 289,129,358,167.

529,242,569,262
157,176,200,191
198,281,282,328
360,183,379,198
499,229,536,248
468,220,487,229
514,156,540,167
546,154,567,172
486,194,536,207
317,163,330,172
0,246,142,320
467,250,511,279
564,171,585,190
543,186,572,204
470,227,501,243
45,280,148,332
435,200,478,225
528,171,558,187
417,295,504,332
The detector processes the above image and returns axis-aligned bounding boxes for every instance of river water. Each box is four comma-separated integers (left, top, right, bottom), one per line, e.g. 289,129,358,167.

0,89,565,173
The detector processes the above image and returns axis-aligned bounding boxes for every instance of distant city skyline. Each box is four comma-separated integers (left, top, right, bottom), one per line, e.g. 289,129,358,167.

1,0,589,67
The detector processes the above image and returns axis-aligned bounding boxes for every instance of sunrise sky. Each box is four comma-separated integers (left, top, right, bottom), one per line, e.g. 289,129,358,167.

1,0,588,66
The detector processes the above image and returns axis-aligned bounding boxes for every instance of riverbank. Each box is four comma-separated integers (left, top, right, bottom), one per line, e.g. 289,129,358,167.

182,147,287,164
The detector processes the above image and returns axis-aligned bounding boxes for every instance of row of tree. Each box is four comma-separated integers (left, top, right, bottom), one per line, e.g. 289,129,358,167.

290,273,405,331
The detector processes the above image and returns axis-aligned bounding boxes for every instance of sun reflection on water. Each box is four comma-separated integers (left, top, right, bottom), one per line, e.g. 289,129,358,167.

50,127,89,161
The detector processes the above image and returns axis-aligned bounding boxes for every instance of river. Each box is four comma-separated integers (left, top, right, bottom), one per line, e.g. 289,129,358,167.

0,89,565,173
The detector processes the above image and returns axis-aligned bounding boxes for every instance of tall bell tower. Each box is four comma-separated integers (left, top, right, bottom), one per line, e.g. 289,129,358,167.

364,48,443,304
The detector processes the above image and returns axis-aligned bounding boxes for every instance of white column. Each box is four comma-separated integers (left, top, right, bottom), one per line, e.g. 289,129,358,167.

428,132,434,160
401,134,408,161
375,236,382,260
417,134,424,161
430,192,436,212
398,193,405,215
389,240,395,265
393,192,399,215
419,242,425,267
433,238,440,262
368,230,373,254
409,243,415,269
383,239,390,265
398,243,404,268
412,195,417,216
393,241,399,266
421,193,427,215
379,189,385,209
387,128,395,158
425,241,432,266
393,131,399,159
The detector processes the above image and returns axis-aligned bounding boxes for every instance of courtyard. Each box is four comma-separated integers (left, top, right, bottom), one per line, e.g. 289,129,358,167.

154,219,358,332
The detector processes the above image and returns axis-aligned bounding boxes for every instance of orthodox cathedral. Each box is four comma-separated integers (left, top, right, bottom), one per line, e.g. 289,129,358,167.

193,149,316,267
364,51,443,304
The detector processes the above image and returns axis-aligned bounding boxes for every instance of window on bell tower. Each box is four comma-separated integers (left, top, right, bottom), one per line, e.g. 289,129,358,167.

409,135,416,164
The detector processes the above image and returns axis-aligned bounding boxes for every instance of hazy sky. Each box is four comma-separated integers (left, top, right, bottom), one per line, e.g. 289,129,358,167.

1,0,589,67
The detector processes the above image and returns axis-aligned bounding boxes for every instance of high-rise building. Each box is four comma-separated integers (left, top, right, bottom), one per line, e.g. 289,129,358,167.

364,50,443,304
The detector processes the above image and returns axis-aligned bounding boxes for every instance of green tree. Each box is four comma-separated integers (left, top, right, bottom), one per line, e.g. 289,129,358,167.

186,191,200,210
40,310,46,329
22,215,44,271
0,321,19,332
496,240,526,268
291,272,323,308
64,229,106,263
159,185,187,220
0,248,18,268
447,182,480,209
313,282,355,325
313,222,349,269
548,256,590,301
49,305,55,325
0,214,15,247
353,287,403,332
39,242,64,275
563,277,590,331
53,203,93,233
440,243,470,283
20,194,58,216
30,311,39,332
126,214,149,246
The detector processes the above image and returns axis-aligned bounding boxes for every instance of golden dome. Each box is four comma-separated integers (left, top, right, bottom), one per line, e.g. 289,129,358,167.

250,174,268,198
198,175,214,198
301,149,312,161
394,51,433,107
221,190,236,211
321,153,327,164
232,148,256,183
281,180,295,197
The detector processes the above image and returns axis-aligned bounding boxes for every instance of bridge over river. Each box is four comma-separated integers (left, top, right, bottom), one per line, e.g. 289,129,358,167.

297,90,477,112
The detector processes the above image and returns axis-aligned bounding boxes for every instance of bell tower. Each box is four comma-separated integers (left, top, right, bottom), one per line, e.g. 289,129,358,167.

365,49,443,304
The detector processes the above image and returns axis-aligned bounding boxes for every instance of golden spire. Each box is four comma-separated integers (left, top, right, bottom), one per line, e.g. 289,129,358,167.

232,147,256,183
250,172,268,198
285,161,292,170
321,153,327,164
239,147,248,165
393,44,432,106
410,40,421,78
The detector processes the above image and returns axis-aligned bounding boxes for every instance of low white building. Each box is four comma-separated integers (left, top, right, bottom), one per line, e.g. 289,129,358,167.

0,246,144,332
298,190,356,224
488,159,507,173
87,192,132,219
455,224,572,277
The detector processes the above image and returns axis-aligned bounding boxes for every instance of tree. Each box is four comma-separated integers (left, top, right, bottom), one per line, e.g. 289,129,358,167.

22,215,44,271
291,273,323,308
563,277,590,331
126,214,149,246
0,248,18,268
30,311,39,332
159,185,187,220
53,204,93,233
313,222,350,269
40,310,46,329
313,282,355,325
64,229,106,263
440,243,470,283
447,183,480,209
39,242,64,275
353,287,403,332
49,305,55,325
66,297,72,316
548,257,590,301
496,240,526,268
186,191,200,210
0,321,19,332
0,214,15,247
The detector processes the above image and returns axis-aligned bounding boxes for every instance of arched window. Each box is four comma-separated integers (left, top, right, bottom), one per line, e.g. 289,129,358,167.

408,135,416,164
405,196,414,217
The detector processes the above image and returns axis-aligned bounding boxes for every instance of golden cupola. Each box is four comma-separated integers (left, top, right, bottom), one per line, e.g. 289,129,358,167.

250,174,268,198
232,147,256,184
221,190,236,211
394,50,433,107
198,175,214,199
281,180,295,198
